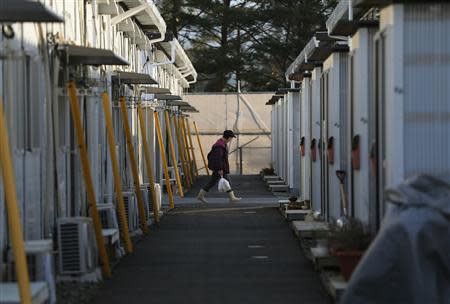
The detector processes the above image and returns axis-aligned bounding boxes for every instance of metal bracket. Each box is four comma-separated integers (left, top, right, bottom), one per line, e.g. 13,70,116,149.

111,4,148,26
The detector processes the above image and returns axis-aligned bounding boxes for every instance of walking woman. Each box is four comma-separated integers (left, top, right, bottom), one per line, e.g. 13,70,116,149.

196,130,241,203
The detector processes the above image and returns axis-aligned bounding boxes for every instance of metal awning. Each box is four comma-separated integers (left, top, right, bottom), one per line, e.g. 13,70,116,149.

353,0,432,7
112,71,158,84
118,0,166,34
179,105,199,113
140,87,171,94
0,0,64,23
326,1,358,36
276,88,301,95
166,100,189,107
266,95,283,105
326,1,380,36
305,33,338,64
58,45,129,66
154,94,182,101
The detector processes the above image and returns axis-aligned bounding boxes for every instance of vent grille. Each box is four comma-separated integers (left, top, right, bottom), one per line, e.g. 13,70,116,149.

59,223,80,272
119,193,139,232
99,210,109,229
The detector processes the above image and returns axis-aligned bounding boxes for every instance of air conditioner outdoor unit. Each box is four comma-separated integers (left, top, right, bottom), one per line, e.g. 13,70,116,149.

57,217,98,275
98,203,118,230
120,191,139,233
141,184,162,216
140,185,152,225
154,183,162,211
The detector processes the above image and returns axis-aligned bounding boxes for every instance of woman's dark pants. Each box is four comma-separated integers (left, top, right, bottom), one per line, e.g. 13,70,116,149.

203,171,231,192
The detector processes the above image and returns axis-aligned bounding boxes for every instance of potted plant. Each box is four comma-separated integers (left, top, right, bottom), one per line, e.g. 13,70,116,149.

286,196,302,210
260,167,274,176
286,196,311,210
328,217,372,281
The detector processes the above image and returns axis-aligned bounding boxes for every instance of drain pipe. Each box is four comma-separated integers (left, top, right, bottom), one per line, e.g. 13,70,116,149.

148,32,165,44
349,0,353,21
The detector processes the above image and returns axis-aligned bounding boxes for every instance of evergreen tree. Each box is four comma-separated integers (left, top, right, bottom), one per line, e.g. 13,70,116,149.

155,0,337,92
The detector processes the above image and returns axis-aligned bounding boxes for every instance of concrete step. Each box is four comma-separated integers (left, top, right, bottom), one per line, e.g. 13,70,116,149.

320,271,348,303
282,209,310,221
291,220,329,239
269,184,289,192
266,180,286,185
263,175,281,181
273,191,290,197
310,247,340,270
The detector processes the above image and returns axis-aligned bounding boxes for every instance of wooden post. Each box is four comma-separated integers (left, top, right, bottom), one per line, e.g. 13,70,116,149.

137,103,160,224
0,101,32,303
154,111,175,209
119,97,149,234
185,118,199,178
180,117,194,181
101,93,133,251
173,116,191,188
67,82,111,277
164,111,184,197
193,121,210,176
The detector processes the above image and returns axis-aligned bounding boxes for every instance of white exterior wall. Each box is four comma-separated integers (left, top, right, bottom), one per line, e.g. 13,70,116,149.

376,3,450,213
287,94,294,189
290,91,301,195
301,78,311,200
349,28,374,226
323,52,350,220
0,0,196,277
311,67,322,212
281,97,287,181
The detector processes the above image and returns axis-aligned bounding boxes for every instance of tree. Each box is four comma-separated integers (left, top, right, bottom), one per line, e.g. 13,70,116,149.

156,0,337,92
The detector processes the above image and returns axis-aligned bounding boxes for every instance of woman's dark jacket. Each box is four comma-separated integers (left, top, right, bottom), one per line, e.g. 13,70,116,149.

207,138,230,174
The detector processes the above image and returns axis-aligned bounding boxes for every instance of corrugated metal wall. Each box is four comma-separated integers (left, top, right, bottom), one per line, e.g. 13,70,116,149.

403,4,450,183
301,78,312,200
291,91,301,195
311,67,322,212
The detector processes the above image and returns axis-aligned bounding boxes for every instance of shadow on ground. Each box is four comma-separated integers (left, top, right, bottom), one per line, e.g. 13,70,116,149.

90,177,330,304
184,174,275,198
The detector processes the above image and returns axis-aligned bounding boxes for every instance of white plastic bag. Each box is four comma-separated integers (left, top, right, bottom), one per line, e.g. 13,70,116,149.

218,177,231,192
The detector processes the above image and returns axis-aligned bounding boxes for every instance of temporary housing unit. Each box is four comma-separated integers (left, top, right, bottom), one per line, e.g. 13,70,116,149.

304,33,336,213
285,47,313,201
319,38,350,221
287,88,302,195
268,94,284,182
283,0,450,230
327,0,379,228
267,87,301,193
268,94,282,178
276,88,301,194
364,0,450,218
0,0,197,288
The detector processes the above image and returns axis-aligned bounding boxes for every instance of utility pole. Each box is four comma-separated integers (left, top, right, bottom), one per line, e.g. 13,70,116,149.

236,80,241,174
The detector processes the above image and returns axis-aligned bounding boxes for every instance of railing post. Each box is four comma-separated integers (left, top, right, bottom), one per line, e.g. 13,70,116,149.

101,92,134,251
164,111,184,197
179,117,194,183
67,82,112,277
0,100,32,303
193,121,210,176
154,111,175,209
119,97,149,234
239,147,243,175
180,117,194,181
173,116,191,188
185,118,199,178
137,103,160,224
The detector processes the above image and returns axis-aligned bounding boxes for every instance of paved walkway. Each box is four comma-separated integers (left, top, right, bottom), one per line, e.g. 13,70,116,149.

91,176,330,304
